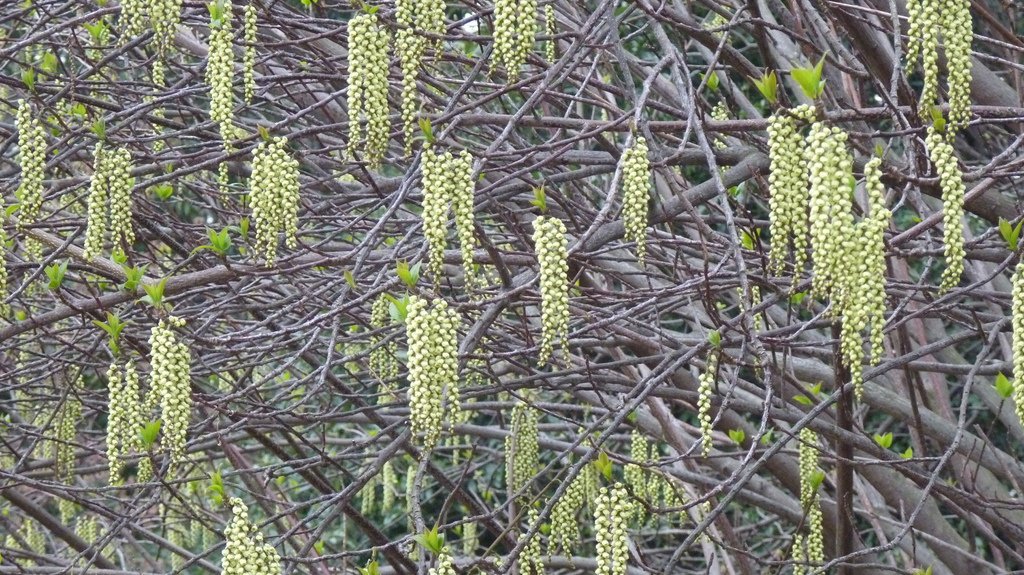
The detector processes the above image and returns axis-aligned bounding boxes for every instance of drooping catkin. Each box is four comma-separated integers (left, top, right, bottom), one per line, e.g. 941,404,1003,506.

515,507,545,575
766,105,814,274
806,122,855,302
925,125,965,291
905,0,973,134
428,546,457,575
221,498,282,575
1011,261,1024,427
395,0,445,151
619,136,651,265
697,349,719,457
420,146,477,284
548,470,585,556
243,5,258,103
838,157,890,399
84,144,136,260
533,215,569,366
15,100,46,236
54,395,82,482
450,151,478,287
369,294,399,395
106,360,144,484
205,0,237,142
624,428,649,501
595,483,632,575
797,428,824,568
504,401,539,500
249,136,300,264
543,5,556,62
406,295,460,448
347,13,391,168
149,316,191,468
492,0,538,81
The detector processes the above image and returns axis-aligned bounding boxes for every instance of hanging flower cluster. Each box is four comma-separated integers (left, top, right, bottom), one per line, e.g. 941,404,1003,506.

4,520,44,567
619,136,651,265
905,0,973,133
1012,262,1024,427
624,428,649,500
150,316,191,467
925,125,965,291
658,473,688,524
395,0,445,150
347,13,391,169
221,498,282,575
106,360,144,484
766,105,814,273
462,518,477,555
250,136,300,264
406,295,460,448
806,121,856,302
807,124,892,389
118,0,147,39
582,452,600,509
941,0,973,133
381,460,397,509
492,0,537,81
697,348,718,457
838,157,890,399
420,147,477,283
76,515,98,548
150,0,183,58
504,401,539,499
544,5,556,62
205,0,237,143
16,100,46,235
428,546,457,575
516,507,545,575
795,428,824,571
595,483,632,575
84,143,136,260
711,101,729,150
54,395,82,482
118,0,182,67
360,471,378,516
0,225,9,317
243,4,258,104
736,285,763,331
451,152,478,287
533,215,569,366
548,470,585,556
405,462,416,518
369,294,399,394
768,113,892,393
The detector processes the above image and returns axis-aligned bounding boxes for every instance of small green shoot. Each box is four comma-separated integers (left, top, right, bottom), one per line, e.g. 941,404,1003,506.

995,372,1013,399
873,432,893,449
791,56,826,100
45,261,68,290
750,69,778,104
139,420,162,448
93,312,128,355
728,429,745,445
998,219,1022,252
141,278,168,308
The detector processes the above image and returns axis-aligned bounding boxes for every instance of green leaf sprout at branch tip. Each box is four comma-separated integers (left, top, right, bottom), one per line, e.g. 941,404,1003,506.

141,277,169,309
750,69,777,104
999,219,1022,252
791,56,826,100
44,261,68,290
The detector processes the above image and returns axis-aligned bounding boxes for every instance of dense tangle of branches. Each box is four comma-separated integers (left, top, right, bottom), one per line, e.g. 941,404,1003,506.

1,0,1024,574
